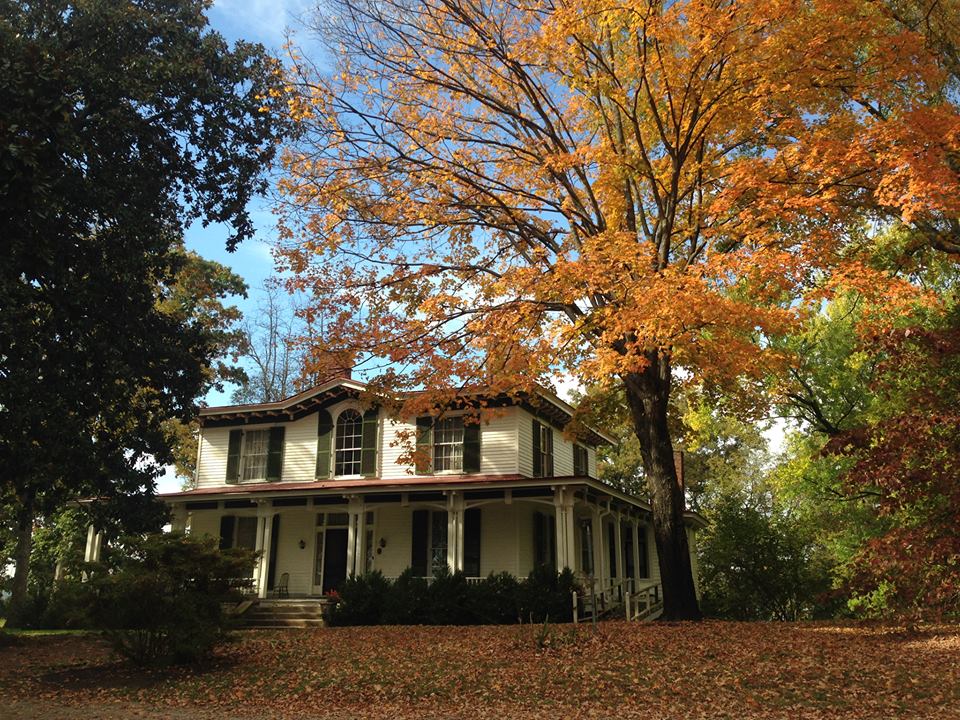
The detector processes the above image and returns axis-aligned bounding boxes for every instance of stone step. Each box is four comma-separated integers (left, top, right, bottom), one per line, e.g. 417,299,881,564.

239,599,329,629
247,605,325,615
244,618,326,629
244,613,323,622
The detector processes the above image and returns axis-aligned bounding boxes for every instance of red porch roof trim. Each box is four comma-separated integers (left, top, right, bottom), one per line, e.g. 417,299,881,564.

159,474,565,499
159,476,707,528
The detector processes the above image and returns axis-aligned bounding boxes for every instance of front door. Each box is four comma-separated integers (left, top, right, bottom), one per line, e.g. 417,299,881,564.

321,528,348,593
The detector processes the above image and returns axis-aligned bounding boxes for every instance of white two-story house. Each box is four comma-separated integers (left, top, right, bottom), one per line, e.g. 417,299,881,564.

155,376,702,610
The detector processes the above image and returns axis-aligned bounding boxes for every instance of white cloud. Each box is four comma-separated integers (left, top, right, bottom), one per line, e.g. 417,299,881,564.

211,0,315,48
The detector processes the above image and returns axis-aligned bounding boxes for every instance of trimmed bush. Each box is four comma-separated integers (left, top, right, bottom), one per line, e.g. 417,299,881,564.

381,568,430,624
328,567,580,626
90,533,257,665
327,570,391,626
519,565,578,623
468,572,520,624
426,567,474,625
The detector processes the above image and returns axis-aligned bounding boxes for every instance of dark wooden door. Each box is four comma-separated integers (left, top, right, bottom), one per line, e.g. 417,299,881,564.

322,528,348,593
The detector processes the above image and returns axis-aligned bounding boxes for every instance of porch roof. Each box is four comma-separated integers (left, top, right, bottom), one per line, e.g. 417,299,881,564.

159,475,707,528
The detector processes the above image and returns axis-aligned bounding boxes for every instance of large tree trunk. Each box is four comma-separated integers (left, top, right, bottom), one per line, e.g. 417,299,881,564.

7,489,36,628
623,354,701,621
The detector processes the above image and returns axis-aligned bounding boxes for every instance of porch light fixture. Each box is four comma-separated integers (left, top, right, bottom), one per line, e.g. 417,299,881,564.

298,539,306,550
376,537,387,555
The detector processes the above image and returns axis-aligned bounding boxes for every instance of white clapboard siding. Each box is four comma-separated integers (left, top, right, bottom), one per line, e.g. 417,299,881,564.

282,414,319,483
646,524,661,585
480,503,520,577
514,503,540,577
273,510,315,595
196,404,599,487
517,409,534,476
373,504,415,576
189,510,221,538
379,417,418,480
553,431,574,477
196,428,230,488
479,409,518,475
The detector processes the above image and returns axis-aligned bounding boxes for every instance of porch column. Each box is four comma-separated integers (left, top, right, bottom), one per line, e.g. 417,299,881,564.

83,524,102,563
170,503,188,533
590,507,603,595
256,501,273,598
614,512,624,600
346,496,365,577
446,491,464,572
631,520,641,592
553,486,577,572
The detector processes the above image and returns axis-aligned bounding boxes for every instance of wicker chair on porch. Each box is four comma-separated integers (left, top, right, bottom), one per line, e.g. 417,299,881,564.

273,572,289,599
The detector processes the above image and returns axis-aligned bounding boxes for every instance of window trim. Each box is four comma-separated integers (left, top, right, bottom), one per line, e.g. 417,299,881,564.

240,428,271,483
573,444,590,477
415,412,481,476
532,418,555,478
333,408,364,478
433,416,465,474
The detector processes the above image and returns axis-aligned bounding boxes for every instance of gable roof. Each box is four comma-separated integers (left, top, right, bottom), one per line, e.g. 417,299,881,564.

198,377,617,446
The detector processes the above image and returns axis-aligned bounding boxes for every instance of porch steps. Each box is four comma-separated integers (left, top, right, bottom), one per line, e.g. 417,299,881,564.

239,599,329,629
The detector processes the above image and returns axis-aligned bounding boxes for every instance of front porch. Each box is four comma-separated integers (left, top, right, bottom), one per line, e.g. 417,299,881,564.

163,479,667,612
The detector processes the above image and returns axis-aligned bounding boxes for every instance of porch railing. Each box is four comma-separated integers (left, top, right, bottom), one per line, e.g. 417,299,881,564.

381,576,486,585
624,579,663,621
572,577,662,623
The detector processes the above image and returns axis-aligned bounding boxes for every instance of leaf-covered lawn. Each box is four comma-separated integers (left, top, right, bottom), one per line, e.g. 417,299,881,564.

3,621,960,719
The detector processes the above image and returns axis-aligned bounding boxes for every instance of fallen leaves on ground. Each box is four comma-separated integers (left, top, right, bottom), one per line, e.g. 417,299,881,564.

2,621,959,719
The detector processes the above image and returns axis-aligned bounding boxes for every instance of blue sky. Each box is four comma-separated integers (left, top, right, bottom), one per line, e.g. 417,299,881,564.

159,0,320,491
184,0,321,408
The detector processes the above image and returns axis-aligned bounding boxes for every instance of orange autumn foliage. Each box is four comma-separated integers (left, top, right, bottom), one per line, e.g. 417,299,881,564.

274,0,960,618
278,0,957,394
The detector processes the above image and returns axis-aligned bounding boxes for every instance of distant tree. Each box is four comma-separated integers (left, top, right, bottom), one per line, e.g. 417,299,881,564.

231,281,310,404
0,0,286,625
698,490,835,621
771,230,960,618
833,303,960,618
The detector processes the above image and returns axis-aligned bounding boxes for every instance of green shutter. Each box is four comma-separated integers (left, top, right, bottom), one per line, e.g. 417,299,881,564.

226,430,242,484
544,426,554,477
411,509,429,575
464,508,481,577
463,420,481,474
573,445,585,477
267,514,281,590
533,511,545,566
266,426,285,482
361,408,379,477
218,515,235,549
532,418,542,477
608,522,617,578
415,416,433,475
315,409,333,479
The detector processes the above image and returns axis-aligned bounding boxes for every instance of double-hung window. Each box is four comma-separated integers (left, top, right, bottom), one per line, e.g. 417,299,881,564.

226,426,285,483
573,444,589,477
415,415,481,474
532,419,554,477
433,417,464,472
241,429,270,481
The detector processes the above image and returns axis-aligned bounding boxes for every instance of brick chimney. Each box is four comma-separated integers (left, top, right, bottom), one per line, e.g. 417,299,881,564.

674,449,685,494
